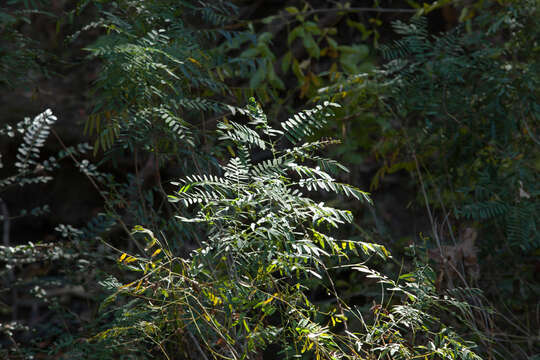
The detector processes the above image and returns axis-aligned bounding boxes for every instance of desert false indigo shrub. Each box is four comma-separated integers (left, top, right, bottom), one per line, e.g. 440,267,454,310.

93,99,481,360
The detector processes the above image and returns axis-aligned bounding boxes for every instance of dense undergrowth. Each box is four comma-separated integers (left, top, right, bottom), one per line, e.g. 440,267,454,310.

0,0,538,359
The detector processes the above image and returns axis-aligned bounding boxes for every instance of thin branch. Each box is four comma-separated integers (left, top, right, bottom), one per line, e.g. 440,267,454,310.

296,7,417,17
520,105,540,147
412,151,443,254
187,329,210,360
322,263,349,333
133,148,148,222
222,6,417,29
51,128,144,252
0,198,9,247
0,197,17,321
442,84,463,126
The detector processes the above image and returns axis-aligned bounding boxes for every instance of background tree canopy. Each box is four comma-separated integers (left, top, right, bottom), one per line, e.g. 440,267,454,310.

0,0,538,359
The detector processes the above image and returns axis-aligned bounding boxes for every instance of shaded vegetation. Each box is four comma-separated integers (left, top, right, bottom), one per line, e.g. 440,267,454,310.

0,0,538,359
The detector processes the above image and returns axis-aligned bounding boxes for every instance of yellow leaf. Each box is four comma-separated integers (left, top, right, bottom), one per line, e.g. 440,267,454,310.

124,256,137,263
151,248,162,258
135,279,143,291
188,57,201,67
120,281,135,289
262,293,277,305
118,253,127,262
301,338,308,353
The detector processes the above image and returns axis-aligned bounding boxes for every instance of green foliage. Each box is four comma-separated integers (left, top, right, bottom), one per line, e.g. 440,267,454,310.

323,2,539,253
1,109,57,187
392,7,538,251
3,1,537,359
81,0,252,154
64,0,261,268
244,2,377,104
0,1,52,88
0,109,107,359
93,100,481,359
314,4,539,356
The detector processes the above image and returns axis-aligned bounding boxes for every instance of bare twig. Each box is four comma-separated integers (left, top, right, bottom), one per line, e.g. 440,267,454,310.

0,198,9,247
133,148,148,222
187,329,210,360
220,6,417,30
50,128,144,252
412,152,443,253
0,197,18,321
293,7,417,17
442,84,463,126
520,105,540,147
321,263,349,333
